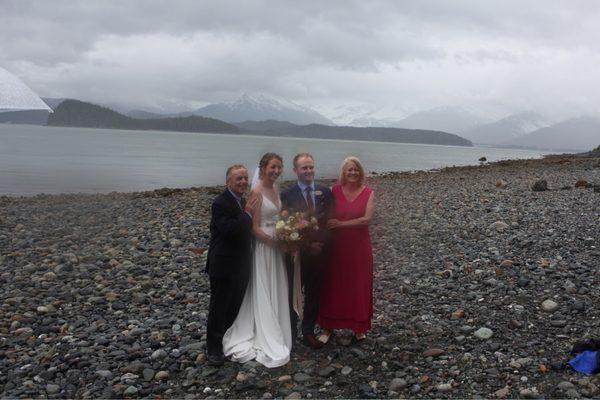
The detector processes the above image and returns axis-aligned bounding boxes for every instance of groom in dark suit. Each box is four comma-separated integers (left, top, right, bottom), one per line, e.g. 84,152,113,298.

281,153,333,349
205,165,257,366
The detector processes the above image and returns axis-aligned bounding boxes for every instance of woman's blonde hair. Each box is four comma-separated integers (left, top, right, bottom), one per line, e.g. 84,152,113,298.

339,156,365,186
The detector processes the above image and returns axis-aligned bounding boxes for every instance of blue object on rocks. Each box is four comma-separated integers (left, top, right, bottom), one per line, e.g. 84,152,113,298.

569,350,598,375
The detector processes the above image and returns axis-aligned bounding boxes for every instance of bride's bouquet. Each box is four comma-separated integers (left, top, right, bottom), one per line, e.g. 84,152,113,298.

276,210,319,319
275,210,319,249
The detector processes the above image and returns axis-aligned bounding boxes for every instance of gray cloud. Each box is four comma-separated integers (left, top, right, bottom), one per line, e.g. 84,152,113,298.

2,0,600,118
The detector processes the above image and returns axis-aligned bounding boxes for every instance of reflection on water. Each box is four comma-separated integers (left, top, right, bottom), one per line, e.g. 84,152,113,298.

0,124,549,196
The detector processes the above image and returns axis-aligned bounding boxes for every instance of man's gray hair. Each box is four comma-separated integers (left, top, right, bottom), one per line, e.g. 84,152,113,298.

226,164,247,179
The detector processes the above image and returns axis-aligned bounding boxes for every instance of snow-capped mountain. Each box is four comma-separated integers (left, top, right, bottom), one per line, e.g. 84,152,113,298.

193,93,334,125
319,104,408,127
319,104,495,131
506,116,600,151
462,111,551,145
391,106,491,133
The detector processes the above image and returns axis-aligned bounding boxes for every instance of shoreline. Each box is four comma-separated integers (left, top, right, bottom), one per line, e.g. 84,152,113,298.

1,153,599,398
0,154,575,200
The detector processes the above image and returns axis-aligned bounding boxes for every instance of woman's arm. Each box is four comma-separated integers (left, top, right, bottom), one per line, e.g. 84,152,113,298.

250,190,278,246
327,191,375,229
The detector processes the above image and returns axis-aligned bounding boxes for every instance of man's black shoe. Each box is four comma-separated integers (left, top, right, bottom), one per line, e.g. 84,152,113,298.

206,353,224,366
302,334,324,349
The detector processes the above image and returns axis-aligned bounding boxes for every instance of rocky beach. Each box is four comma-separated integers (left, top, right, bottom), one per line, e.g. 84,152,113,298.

1,155,599,399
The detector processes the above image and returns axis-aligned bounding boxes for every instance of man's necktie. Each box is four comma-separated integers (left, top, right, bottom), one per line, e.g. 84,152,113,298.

305,186,314,211
240,197,246,210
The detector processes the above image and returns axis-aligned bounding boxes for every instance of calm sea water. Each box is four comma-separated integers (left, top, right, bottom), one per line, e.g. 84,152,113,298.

0,124,550,196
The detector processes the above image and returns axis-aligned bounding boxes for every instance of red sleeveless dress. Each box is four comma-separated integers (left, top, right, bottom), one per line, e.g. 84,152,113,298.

318,184,373,334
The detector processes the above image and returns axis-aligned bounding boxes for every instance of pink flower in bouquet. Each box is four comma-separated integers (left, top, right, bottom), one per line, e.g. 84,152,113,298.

295,219,309,230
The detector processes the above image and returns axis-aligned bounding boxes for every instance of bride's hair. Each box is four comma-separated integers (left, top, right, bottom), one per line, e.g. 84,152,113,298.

258,152,283,179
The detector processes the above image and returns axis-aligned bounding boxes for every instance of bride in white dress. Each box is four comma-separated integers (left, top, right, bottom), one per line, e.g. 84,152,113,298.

222,153,292,368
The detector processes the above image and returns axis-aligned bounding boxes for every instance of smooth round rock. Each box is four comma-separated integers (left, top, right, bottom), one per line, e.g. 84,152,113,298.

542,300,558,312
95,370,113,379
46,384,60,394
155,370,169,381
474,327,494,340
389,378,408,391
124,386,138,396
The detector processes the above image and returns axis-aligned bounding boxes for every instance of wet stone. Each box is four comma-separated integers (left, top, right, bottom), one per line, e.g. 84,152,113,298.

474,327,494,340
46,384,60,394
389,378,407,391
293,373,311,383
142,369,155,381
124,386,138,396
317,366,336,377
95,370,113,380
542,300,559,312
423,348,445,357
155,370,169,381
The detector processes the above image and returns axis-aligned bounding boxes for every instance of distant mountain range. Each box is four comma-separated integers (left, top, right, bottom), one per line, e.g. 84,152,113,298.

507,116,600,151
47,100,239,133
235,120,472,146
392,106,491,133
327,105,491,133
319,104,405,127
42,99,472,146
462,111,550,145
194,93,334,125
1,94,597,151
336,106,597,152
125,93,334,126
126,109,167,119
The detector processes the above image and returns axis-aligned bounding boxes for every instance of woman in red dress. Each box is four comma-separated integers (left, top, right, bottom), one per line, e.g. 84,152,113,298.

318,156,375,343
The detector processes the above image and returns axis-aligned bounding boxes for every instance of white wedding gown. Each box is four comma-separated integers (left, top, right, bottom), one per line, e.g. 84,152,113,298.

222,194,292,368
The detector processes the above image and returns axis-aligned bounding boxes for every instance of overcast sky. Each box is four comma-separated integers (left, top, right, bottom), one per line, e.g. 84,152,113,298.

2,0,600,120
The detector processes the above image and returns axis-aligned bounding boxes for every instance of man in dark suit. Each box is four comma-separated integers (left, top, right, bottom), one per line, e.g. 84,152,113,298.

205,165,257,366
281,153,334,349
